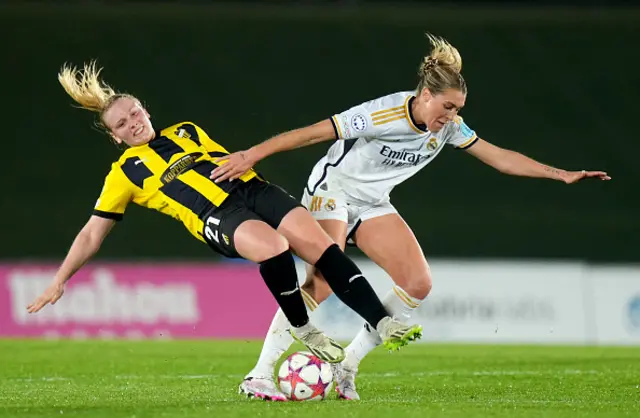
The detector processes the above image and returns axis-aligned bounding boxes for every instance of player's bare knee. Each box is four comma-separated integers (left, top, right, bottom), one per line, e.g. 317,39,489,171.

405,272,432,299
395,267,432,300
273,234,290,256
261,234,290,260
296,225,336,264
304,240,335,266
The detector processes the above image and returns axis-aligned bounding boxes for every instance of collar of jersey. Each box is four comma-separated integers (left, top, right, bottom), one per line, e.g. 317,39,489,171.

151,127,164,141
407,96,428,133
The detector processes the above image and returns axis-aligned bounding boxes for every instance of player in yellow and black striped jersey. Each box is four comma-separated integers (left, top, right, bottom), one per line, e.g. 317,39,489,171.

26,61,423,375
94,120,260,248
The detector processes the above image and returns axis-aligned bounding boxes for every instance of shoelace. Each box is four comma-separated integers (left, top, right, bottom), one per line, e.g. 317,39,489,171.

300,330,322,342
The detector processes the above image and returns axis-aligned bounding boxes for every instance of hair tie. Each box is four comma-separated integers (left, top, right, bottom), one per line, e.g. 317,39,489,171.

424,57,439,71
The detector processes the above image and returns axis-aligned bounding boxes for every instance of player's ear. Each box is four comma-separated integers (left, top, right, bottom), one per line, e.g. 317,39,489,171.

109,132,123,144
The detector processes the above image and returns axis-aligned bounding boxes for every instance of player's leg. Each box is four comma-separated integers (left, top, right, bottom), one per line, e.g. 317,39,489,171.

234,186,345,400
336,210,432,400
294,192,348,303
244,218,345,382
245,181,420,346
240,186,347,400
231,217,340,401
277,207,422,350
348,212,432,361
243,187,346,375
203,204,345,366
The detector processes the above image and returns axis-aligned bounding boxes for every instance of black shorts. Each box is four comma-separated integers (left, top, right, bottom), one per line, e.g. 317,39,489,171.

201,178,303,258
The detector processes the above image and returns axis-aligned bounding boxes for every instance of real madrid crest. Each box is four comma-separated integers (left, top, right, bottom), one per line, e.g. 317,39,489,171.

324,198,337,211
426,137,438,151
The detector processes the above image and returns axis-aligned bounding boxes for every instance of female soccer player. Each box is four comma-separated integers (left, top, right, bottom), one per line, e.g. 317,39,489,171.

210,34,611,400
26,61,423,374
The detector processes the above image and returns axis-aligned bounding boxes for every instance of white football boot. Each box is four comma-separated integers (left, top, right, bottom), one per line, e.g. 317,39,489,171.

332,362,360,401
238,376,288,402
290,323,345,363
376,317,423,351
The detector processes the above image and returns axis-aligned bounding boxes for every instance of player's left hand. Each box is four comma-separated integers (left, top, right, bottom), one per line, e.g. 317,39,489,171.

563,170,611,184
210,150,256,183
27,279,65,314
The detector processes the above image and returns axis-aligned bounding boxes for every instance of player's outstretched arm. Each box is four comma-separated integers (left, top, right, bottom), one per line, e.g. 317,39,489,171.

465,139,611,184
210,119,336,183
26,216,116,314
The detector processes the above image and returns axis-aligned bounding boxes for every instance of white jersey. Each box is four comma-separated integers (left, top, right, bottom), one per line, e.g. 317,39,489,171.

305,91,478,204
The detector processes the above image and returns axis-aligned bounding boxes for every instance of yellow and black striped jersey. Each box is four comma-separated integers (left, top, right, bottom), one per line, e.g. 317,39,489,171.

93,121,258,242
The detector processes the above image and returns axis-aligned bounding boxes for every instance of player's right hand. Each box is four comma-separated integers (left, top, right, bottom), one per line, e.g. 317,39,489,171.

210,150,256,183
26,280,66,314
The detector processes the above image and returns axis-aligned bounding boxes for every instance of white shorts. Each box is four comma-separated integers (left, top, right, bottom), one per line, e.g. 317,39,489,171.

301,188,398,245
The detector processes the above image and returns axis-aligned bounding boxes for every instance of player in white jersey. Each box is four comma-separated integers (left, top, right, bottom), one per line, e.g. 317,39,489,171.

302,89,477,229
211,33,610,401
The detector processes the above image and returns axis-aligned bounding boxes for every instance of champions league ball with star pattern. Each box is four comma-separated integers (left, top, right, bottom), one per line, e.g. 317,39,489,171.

277,351,334,401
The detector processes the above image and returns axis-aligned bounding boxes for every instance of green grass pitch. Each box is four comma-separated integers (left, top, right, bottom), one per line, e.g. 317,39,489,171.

0,340,638,417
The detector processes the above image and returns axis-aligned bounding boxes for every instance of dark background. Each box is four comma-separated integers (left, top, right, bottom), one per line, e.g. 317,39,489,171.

1,1,637,262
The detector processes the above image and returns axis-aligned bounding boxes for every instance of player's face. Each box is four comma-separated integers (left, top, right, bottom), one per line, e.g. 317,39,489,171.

420,88,466,132
102,97,155,147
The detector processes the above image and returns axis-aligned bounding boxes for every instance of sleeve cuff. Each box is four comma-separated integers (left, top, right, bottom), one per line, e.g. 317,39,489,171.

456,135,478,150
330,116,342,139
92,210,123,221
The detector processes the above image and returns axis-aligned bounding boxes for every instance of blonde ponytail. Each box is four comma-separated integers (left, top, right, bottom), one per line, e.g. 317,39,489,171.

417,33,466,95
58,60,139,141
58,60,117,113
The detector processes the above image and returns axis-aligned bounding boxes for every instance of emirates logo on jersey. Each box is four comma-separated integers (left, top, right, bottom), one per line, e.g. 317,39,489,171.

380,145,426,168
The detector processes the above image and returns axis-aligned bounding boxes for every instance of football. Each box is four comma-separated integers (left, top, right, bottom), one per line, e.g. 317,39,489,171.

277,351,334,401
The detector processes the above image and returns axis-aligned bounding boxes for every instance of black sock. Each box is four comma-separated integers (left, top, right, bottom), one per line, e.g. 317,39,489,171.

314,244,389,328
259,250,309,327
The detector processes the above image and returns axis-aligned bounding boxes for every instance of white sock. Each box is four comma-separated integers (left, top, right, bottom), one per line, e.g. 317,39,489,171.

246,289,319,379
344,285,424,369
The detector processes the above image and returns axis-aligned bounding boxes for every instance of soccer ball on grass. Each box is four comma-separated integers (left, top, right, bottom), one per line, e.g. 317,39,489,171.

277,351,334,401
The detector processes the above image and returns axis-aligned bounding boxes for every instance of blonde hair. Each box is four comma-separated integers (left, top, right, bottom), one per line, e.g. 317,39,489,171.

58,60,136,133
417,33,466,96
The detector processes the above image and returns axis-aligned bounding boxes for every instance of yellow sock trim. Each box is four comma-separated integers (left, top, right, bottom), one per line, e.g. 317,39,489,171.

393,286,420,309
300,289,319,311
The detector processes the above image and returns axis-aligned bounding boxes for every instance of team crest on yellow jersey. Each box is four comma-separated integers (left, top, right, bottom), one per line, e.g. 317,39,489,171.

175,128,192,139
